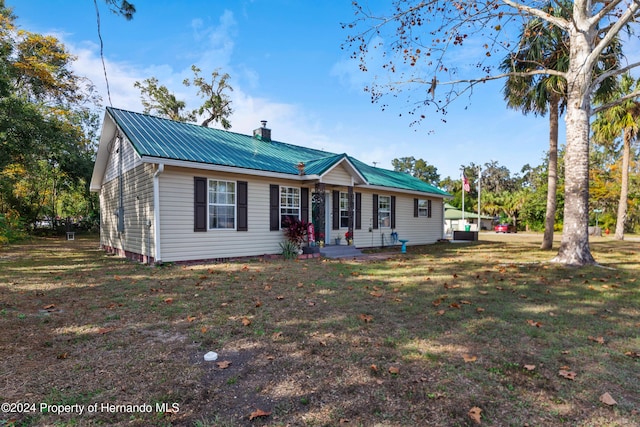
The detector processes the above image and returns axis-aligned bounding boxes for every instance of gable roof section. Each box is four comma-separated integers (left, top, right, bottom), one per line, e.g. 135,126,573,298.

95,107,450,197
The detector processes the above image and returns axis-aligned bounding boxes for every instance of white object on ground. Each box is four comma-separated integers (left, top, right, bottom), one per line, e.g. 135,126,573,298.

204,351,218,361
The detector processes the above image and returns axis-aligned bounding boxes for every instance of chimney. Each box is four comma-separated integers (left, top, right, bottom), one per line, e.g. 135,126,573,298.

253,120,271,142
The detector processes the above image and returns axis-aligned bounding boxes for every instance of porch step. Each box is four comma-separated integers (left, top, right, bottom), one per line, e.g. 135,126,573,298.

319,244,364,259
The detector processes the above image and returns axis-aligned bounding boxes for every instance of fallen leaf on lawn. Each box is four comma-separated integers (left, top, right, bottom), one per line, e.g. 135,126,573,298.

599,392,617,406
526,319,542,327
370,364,378,372
241,317,252,326
476,307,485,313
276,295,284,300
561,350,570,355
272,331,283,339
216,360,232,369
376,379,384,385
57,352,68,359
588,336,605,345
200,326,208,334
436,310,445,316
462,354,477,363
114,275,121,281
255,300,262,307
478,290,488,295
495,286,504,290
369,291,383,297
559,370,577,380
359,313,374,323
248,408,271,420
624,351,640,358
468,406,482,424
164,297,174,304
388,366,400,374
432,298,443,307
523,364,536,371
339,418,350,423
187,316,196,322
264,284,272,291
449,303,461,309
97,327,114,334
43,304,56,310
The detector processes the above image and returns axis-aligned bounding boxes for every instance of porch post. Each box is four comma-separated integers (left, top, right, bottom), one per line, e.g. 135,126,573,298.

347,186,354,241
313,183,326,241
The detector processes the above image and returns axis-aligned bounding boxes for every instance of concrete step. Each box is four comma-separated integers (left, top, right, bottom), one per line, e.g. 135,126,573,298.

320,244,364,259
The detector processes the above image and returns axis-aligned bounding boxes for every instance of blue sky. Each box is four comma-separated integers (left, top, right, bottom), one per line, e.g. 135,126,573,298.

11,0,556,180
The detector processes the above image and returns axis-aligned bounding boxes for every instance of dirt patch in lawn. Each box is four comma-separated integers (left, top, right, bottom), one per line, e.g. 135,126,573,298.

0,235,639,426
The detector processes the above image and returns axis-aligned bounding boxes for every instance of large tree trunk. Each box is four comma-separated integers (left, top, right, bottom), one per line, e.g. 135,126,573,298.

552,6,596,266
540,95,559,250
614,129,630,240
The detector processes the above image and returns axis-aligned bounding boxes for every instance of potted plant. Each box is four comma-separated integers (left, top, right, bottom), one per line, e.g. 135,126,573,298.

345,230,353,245
334,236,342,245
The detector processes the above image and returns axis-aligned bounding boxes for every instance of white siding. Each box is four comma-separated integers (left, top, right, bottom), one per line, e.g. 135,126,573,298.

322,188,444,248
100,163,155,261
158,167,307,262
352,191,443,248
103,136,142,184
323,164,353,186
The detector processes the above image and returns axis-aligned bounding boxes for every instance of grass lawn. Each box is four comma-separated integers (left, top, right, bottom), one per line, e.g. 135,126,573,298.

0,234,638,426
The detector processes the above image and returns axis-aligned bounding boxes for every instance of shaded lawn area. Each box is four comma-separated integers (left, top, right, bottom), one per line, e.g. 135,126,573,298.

0,235,638,426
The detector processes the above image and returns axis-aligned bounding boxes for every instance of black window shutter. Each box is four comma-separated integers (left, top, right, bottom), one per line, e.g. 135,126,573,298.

414,198,419,218
301,187,309,222
428,200,432,218
372,194,379,230
332,190,339,230
269,184,279,231
391,196,396,229
237,181,248,231
355,192,362,230
194,177,207,232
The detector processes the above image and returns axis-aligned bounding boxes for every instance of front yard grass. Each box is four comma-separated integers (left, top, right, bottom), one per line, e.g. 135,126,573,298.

0,235,638,426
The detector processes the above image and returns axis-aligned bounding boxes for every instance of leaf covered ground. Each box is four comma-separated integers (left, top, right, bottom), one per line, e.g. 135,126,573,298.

0,234,638,426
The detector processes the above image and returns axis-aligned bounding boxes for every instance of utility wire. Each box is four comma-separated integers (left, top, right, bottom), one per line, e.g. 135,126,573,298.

93,0,113,107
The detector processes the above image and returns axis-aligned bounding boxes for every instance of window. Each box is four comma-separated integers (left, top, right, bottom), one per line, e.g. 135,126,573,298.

418,199,431,217
280,186,300,227
209,180,236,229
339,192,350,228
378,195,391,228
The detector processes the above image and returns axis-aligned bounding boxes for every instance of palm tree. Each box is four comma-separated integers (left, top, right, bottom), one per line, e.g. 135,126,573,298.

500,1,569,250
592,74,640,240
501,1,622,250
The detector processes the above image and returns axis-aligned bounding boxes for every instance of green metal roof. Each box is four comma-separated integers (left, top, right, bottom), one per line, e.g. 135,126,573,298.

106,107,450,197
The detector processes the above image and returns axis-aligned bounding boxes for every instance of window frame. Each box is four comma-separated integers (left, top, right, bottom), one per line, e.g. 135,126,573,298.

280,186,300,228
417,199,430,217
208,179,237,230
378,195,391,228
339,192,352,228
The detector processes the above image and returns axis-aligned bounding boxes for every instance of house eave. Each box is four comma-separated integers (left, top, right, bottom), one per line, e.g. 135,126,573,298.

356,184,450,199
139,156,322,182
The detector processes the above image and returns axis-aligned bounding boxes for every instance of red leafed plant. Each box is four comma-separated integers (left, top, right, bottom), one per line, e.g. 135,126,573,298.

282,216,308,247
345,231,353,240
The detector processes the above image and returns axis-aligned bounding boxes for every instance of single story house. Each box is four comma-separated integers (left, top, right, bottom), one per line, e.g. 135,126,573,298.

444,203,495,236
90,107,451,263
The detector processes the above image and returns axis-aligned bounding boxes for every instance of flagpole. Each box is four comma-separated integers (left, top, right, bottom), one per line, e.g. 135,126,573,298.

477,166,481,232
461,168,465,223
